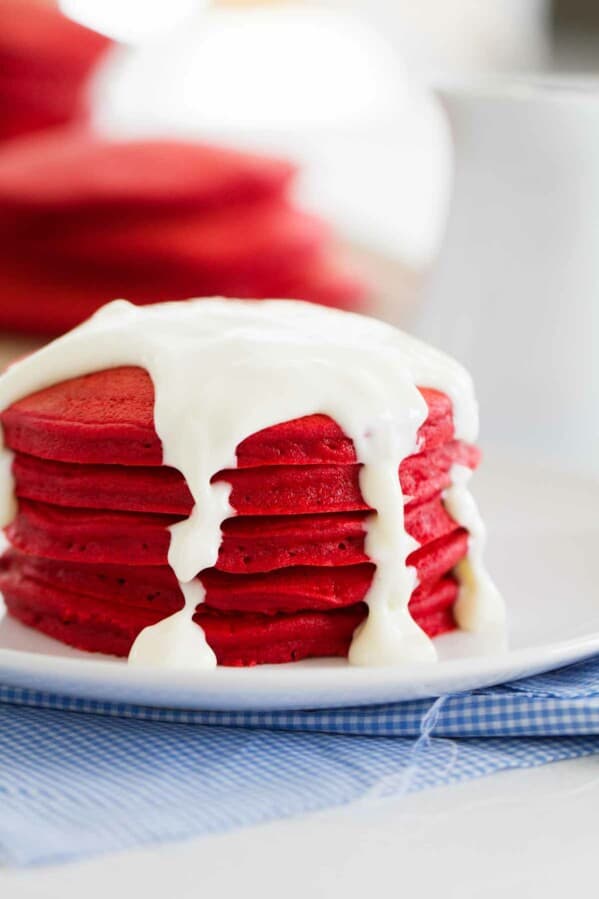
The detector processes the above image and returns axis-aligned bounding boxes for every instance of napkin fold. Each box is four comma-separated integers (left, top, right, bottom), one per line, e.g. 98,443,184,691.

2,655,599,868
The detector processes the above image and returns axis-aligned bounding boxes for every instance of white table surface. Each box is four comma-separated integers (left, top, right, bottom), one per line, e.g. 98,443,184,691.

2,754,597,898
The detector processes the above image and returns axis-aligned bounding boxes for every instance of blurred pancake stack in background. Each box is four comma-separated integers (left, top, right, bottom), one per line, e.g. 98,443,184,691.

0,0,110,141
0,0,370,351
0,129,367,334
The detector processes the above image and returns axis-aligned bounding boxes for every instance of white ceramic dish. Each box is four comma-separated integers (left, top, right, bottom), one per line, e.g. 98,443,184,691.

1,455,597,710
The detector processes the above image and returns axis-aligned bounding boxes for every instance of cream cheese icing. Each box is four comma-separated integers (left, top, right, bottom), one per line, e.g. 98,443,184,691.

443,463,504,634
0,298,504,668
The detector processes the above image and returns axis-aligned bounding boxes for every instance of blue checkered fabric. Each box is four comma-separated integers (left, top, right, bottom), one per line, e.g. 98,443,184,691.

2,654,599,867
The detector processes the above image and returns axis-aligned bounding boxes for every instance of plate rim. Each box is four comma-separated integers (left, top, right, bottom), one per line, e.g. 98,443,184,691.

2,628,599,710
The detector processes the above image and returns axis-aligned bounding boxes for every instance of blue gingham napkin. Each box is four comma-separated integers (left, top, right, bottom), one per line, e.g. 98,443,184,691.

2,655,599,867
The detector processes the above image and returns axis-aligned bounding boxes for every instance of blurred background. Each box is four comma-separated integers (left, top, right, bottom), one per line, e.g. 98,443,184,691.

2,0,599,471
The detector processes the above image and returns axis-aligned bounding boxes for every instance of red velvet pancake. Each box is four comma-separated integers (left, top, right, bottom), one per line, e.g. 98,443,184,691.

0,3,110,141
11,439,478,515
0,524,468,615
0,131,294,220
0,2,109,80
7,493,462,577
254,252,368,313
0,253,367,335
28,201,328,280
0,367,457,466
7,494,461,572
0,75,88,142
0,567,458,665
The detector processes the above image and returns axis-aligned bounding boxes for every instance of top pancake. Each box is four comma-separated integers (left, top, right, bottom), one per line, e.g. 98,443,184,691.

1,367,456,468
11,439,478,516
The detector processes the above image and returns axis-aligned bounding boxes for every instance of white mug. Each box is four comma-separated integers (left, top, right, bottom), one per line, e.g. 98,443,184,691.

415,79,599,477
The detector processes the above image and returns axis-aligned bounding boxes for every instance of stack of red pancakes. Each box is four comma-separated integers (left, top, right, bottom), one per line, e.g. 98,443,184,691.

0,131,366,335
0,367,479,665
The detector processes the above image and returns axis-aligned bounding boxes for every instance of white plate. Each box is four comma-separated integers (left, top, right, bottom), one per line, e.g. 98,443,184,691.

1,455,598,710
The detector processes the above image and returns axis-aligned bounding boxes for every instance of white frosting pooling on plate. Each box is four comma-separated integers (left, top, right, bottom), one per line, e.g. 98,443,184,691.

0,298,504,668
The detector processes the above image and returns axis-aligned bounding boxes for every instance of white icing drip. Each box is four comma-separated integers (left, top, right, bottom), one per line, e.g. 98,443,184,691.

349,461,433,665
0,447,15,525
128,581,217,670
443,464,505,633
0,297,503,668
